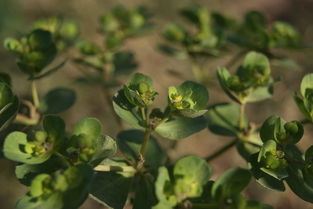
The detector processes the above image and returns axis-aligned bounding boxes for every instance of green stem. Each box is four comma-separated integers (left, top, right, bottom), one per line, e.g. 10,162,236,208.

139,126,152,157
31,80,40,109
239,103,246,131
206,138,237,162
225,50,246,69
141,107,146,122
300,118,311,125
101,86,123,128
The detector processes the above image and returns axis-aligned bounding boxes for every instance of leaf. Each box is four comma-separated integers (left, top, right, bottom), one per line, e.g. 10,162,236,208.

3,132,53,164
300,73,313,97
89,135,117,167
90,170,132,209
113,51,138,76
155,116,207,140
16,164,93,209
117,130,167,170
133,174,158,209
294,94,312,121
158,44,187,59
168,81,209,118
0,72,11,86
112,90,144,129
206,103,246,136
15,157,62,186
173,155,212,186
72,117,102,140
248,153,285,192
16,192,63,209
43,115,66,140
241,51,270,76
244,86,273,103
286,167,313,203
211,168,251,200
39,88,76,114
0,96,19,132
236,133,262,161
259,115,279,143
217,68,241,104
29,60,67,80
153,167,174,209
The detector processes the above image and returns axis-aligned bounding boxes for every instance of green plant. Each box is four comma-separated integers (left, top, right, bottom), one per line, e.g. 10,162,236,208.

159,6,301,85
1,4,312,209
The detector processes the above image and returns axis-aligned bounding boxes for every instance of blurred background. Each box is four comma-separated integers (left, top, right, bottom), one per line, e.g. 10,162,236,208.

0,0,313,208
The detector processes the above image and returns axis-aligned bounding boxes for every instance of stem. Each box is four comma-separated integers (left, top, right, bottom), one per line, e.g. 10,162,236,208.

141,107,146,122
139,126,152,157
300,118,311,125
206,139,237,162
14,114,39,126
31,80,40,109
101,86,123,128
239,103,246,131
225,50,246,69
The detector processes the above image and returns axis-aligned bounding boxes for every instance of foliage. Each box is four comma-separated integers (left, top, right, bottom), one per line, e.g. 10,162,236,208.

0,4,312,209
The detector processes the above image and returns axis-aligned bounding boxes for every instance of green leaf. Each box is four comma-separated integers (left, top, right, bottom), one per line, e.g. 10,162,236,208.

217,68,241,104
4,37,23,53
211,168,251,200
89,135,117,167
72,117,102,140
113,51,138,76
39,88,76,114
158,44,187,59
112,90,144,129
300,73,313,97
236,133,262,161
0,72,11,86
15,157,62,186
133,174,158,209
3,132,53,164
162,24,186,43
90,169,132,209
16,164,93,209
76,40,101,56
259,115,278,143
241,51,270,77
29,60,66,80
260,115,303,145
0,95,19,132
206,103,246,136
244,86,273,103
155,116,207,140
248,153,285,192
168,81,209,118
174,155,212,186
173,155,212,198
153,167,175,209
43,115,66,140
17,192,63,209
0,81,14,110
294,94,312,121
117,130,167,170
286,167,313,203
